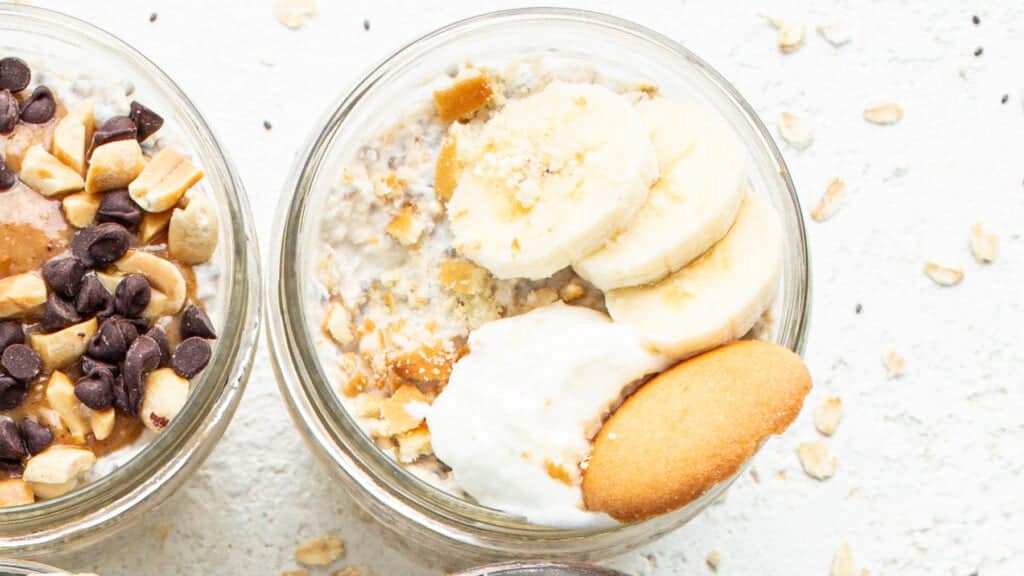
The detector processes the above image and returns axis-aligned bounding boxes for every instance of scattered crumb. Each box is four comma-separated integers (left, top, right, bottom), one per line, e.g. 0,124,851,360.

152,523,172,543
706,550,722,572
749,467,761,483
559,280,585,302
923,262,964,286
275,0,318,30
777,112,813,149
883,350,905,378
332,567,370,576
767,17,805,53
1001,94,1009,104
810,178,846,222
831,543,855,576
263,120,273,131
817,19,851,46
855,303,863,314
775,469,787,480
972,15,980,25
149,12,158,23
815,396,843,436
363,19,370,31
974,46,984,57
295,535,345,566
863,102,903,125
969,223,998,263
798,440,837,480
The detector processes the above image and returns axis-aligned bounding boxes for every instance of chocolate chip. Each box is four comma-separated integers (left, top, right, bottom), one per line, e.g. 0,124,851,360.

96,189,143,229
122,335,161,414
18,85,56,124
146,326,170,366
0,458,23,477
90,116,137,154
172,337,211,379
75,273,113,316
111,375,130,415
71,223,131,268
0,57,30,93
87,317,131,363
180,304,217,340
1,344,40,382
75,372,115,410
0,417,26,460
19,419,53,456
129,101,163,142
0,321,24,354
82,356,118,379
42,293,82,333
114,273,151,318
0,89,17,134
42,257,87,299
0,377,25,410
0,165,15,191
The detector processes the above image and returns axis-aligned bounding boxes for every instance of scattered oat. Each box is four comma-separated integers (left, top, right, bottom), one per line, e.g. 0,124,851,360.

798,440,836,480
883,350,905,378
817,19,852,46
275,0,318,30
332,566,370,576
295,534,345,566
831,543,855,576
767,17,805,53
815,396,843,436
969,223,998,263
863,102,903,125
777,112,813,149
810,178,846,222
923,262,964,286
706,550,722,572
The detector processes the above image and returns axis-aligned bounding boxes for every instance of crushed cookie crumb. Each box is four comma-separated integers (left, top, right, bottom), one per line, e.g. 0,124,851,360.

814,396,843,436
295,534,345,566
798,440,836,480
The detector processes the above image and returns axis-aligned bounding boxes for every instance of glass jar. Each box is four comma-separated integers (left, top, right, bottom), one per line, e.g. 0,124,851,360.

267,7,810,569
0,5,261,556
0,558,74,575
453,562,627,576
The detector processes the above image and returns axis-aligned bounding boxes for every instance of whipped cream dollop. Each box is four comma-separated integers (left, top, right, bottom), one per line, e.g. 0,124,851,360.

427,302,669,527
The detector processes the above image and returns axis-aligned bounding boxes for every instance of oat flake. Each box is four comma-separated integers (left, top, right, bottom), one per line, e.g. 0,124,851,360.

883,350,905,378
924,262,963,286
863,102,903,125
798,440,836,480
706,550,722,572
274,0,317,29
811,178,846,222
815,396,843,436
295,534,345,566
768,18,806,53
969,223,999,263
778,112,813,149
831,543,856,576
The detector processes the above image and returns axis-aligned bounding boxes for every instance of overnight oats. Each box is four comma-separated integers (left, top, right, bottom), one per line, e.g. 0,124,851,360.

310,55,812,527
0,55,221,507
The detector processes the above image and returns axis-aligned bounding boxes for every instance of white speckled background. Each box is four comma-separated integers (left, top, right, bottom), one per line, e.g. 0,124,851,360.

17,0,1023,574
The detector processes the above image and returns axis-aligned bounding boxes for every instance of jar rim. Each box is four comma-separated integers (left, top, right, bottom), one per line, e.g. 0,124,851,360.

0,4,261,556
268,6,809,560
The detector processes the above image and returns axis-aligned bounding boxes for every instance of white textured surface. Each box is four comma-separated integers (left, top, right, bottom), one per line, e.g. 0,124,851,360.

21,0,1020,574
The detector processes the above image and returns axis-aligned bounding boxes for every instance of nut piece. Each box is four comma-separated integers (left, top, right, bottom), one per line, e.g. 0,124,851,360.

323,303,354,346
798,440,837,480
30,318,98,371
62,192,103,228
22,446,95,499
433,72,493,122
114,250,187,315
817,20,852,47
777,112,813,149
396,424,433,463
863,103,903,125
274,0,318,29
85,139,145,194
53,100,95,176
706,550,722,572
883,350,905,378
814,395,843,436
831,543,855,576
384,205,424,246
0,479,35,507
45,371,90,442
0,272,47,319
969,223,998,263
810,178,846,222
168,190,219,264
924,262,963,286
434,134,460,202
295,534,345,566
768,18,805,53
88,408,116,441
128,148,204,213
140,368,190,433
381,385,430,436
4,123,54,174
140,210,173,243
19,145,86,197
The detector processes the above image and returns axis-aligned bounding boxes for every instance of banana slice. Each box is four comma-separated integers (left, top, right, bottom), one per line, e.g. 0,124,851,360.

447,82,657,279
574,98,745,291
605,194,782,359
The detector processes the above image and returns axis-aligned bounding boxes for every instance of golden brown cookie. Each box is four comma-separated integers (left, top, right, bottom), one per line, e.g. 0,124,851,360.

581,340,811,522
